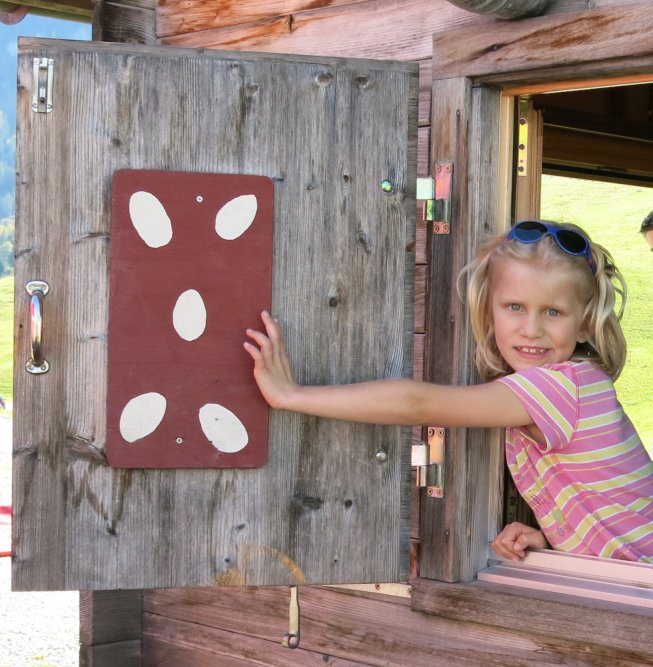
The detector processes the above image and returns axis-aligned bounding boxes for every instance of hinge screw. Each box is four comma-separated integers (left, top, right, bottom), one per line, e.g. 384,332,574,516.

375,449,388,463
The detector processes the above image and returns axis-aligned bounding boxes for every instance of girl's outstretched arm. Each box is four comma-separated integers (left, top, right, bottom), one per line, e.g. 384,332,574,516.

244,311,532,428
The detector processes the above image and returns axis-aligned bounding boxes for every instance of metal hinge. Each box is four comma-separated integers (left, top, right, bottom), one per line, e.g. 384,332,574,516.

416,162,453,234
411,426,445,498
32,57,54,113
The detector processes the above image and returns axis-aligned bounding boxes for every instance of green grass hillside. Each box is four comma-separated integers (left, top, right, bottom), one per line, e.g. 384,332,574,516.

0,275,13,404
541,176,653,453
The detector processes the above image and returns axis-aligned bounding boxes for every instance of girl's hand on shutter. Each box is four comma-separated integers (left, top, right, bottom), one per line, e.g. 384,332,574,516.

245,311,299,410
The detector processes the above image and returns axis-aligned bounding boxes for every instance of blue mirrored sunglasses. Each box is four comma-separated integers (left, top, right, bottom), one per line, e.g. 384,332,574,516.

506,220,596,275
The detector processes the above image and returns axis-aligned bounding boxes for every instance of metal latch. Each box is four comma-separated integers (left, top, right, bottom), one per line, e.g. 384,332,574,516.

281,586,300,649
411,426,445,498
32,57,54,113
416,162,453,234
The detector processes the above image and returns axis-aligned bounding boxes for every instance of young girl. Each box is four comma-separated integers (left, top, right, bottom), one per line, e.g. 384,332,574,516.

244,220,653,564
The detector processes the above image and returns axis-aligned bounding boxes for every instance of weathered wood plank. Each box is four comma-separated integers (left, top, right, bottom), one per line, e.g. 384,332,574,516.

415,206,427,265
0,0,93,18
160,0,490,61
413,332,424,383
143,613,362,666
13,38,416,590
544,125,653,177
417,125,429,177
411,578,653,660
157,0,372,37
79,640,142,667
93,1,157,44
414,264,425,334
432,4,653,80
79,590,143,645
156,0,646,62
143,583,653,666
418,59,431,127
419,78,504,583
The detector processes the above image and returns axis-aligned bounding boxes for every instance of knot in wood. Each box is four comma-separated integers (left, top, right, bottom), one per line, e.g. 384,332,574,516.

316,72,333,87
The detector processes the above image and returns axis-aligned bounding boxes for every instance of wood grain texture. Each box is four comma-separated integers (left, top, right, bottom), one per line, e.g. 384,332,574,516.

159,0,489,61
418,78,504,583
0,0,93,17
433,4,653,80
79,590,143,645
93,2,157,44
13,38,416,590
411,578,653,659
155,0,646,62
79,640,142,667
143,582,653,666
157,0,372,36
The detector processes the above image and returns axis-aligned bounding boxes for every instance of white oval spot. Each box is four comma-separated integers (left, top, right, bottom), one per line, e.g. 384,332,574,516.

119,392,167,443
199,403,249,453
173,289,206,341
215,194,258,240
129,191,173,248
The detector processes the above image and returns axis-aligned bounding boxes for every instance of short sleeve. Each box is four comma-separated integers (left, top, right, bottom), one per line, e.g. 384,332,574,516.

497,363,580,452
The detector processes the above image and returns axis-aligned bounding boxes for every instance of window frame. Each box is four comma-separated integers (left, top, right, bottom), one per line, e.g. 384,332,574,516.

419,5,653,592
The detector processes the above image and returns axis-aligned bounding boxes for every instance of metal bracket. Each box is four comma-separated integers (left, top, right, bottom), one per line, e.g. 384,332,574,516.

32,57,54,113
411,426,445,498
517,98,528,176
416,162,453,234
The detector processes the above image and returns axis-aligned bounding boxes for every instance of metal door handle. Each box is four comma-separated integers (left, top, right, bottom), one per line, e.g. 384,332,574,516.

26,280,49,374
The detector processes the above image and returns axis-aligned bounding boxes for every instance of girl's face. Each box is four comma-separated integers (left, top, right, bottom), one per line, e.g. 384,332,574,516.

491,256,587,372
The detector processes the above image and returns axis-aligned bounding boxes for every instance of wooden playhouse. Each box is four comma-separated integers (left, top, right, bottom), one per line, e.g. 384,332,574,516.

6,0,653,664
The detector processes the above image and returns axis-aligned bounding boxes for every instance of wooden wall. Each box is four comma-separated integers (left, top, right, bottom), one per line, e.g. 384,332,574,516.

81,1,653,665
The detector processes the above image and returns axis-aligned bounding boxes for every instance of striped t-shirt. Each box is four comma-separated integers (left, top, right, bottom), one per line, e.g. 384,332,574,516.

497,360,653,563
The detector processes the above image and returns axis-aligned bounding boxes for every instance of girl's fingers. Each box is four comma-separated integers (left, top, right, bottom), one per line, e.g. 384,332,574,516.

245,328,271,350
243,340,262,361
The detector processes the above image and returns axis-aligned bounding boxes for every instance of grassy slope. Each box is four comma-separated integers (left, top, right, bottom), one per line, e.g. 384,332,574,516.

0,275,12,404
541,176,653,452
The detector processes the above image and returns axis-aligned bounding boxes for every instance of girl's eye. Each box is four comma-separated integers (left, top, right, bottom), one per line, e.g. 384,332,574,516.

508,303,521,312
547,308,560,317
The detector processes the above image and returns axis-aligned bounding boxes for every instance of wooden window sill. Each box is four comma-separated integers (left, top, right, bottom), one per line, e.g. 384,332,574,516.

411,552,653,657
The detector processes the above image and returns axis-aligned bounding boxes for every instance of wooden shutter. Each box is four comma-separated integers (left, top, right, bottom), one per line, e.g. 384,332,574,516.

13,38,417,590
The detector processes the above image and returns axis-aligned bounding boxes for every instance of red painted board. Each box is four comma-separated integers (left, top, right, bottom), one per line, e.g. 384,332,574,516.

107,170,273,468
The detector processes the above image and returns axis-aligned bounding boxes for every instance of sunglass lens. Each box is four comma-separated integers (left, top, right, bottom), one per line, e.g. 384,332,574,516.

557,229,587,254
514,221,547,242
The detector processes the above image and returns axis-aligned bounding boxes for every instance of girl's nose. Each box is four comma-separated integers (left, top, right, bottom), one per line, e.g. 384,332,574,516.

520,314,543,338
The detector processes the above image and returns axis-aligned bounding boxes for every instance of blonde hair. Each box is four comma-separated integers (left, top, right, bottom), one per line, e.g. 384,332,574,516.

461,221,627,382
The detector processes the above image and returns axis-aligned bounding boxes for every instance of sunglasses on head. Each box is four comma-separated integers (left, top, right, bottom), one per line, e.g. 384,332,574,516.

505,220,596,275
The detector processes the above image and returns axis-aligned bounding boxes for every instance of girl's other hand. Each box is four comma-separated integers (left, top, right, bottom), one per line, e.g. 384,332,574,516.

244,311,298,410
491,522,547,561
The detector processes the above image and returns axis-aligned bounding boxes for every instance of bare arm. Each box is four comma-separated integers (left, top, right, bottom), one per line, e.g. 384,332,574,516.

244,311,533,429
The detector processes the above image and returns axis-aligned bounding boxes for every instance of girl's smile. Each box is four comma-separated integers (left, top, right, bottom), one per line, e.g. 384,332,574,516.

491,257,587,372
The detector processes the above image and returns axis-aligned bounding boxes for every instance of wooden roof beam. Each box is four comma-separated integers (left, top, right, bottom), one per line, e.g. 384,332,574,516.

0,0,93,22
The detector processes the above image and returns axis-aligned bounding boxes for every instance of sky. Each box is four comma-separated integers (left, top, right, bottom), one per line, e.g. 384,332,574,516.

0,15,91,218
